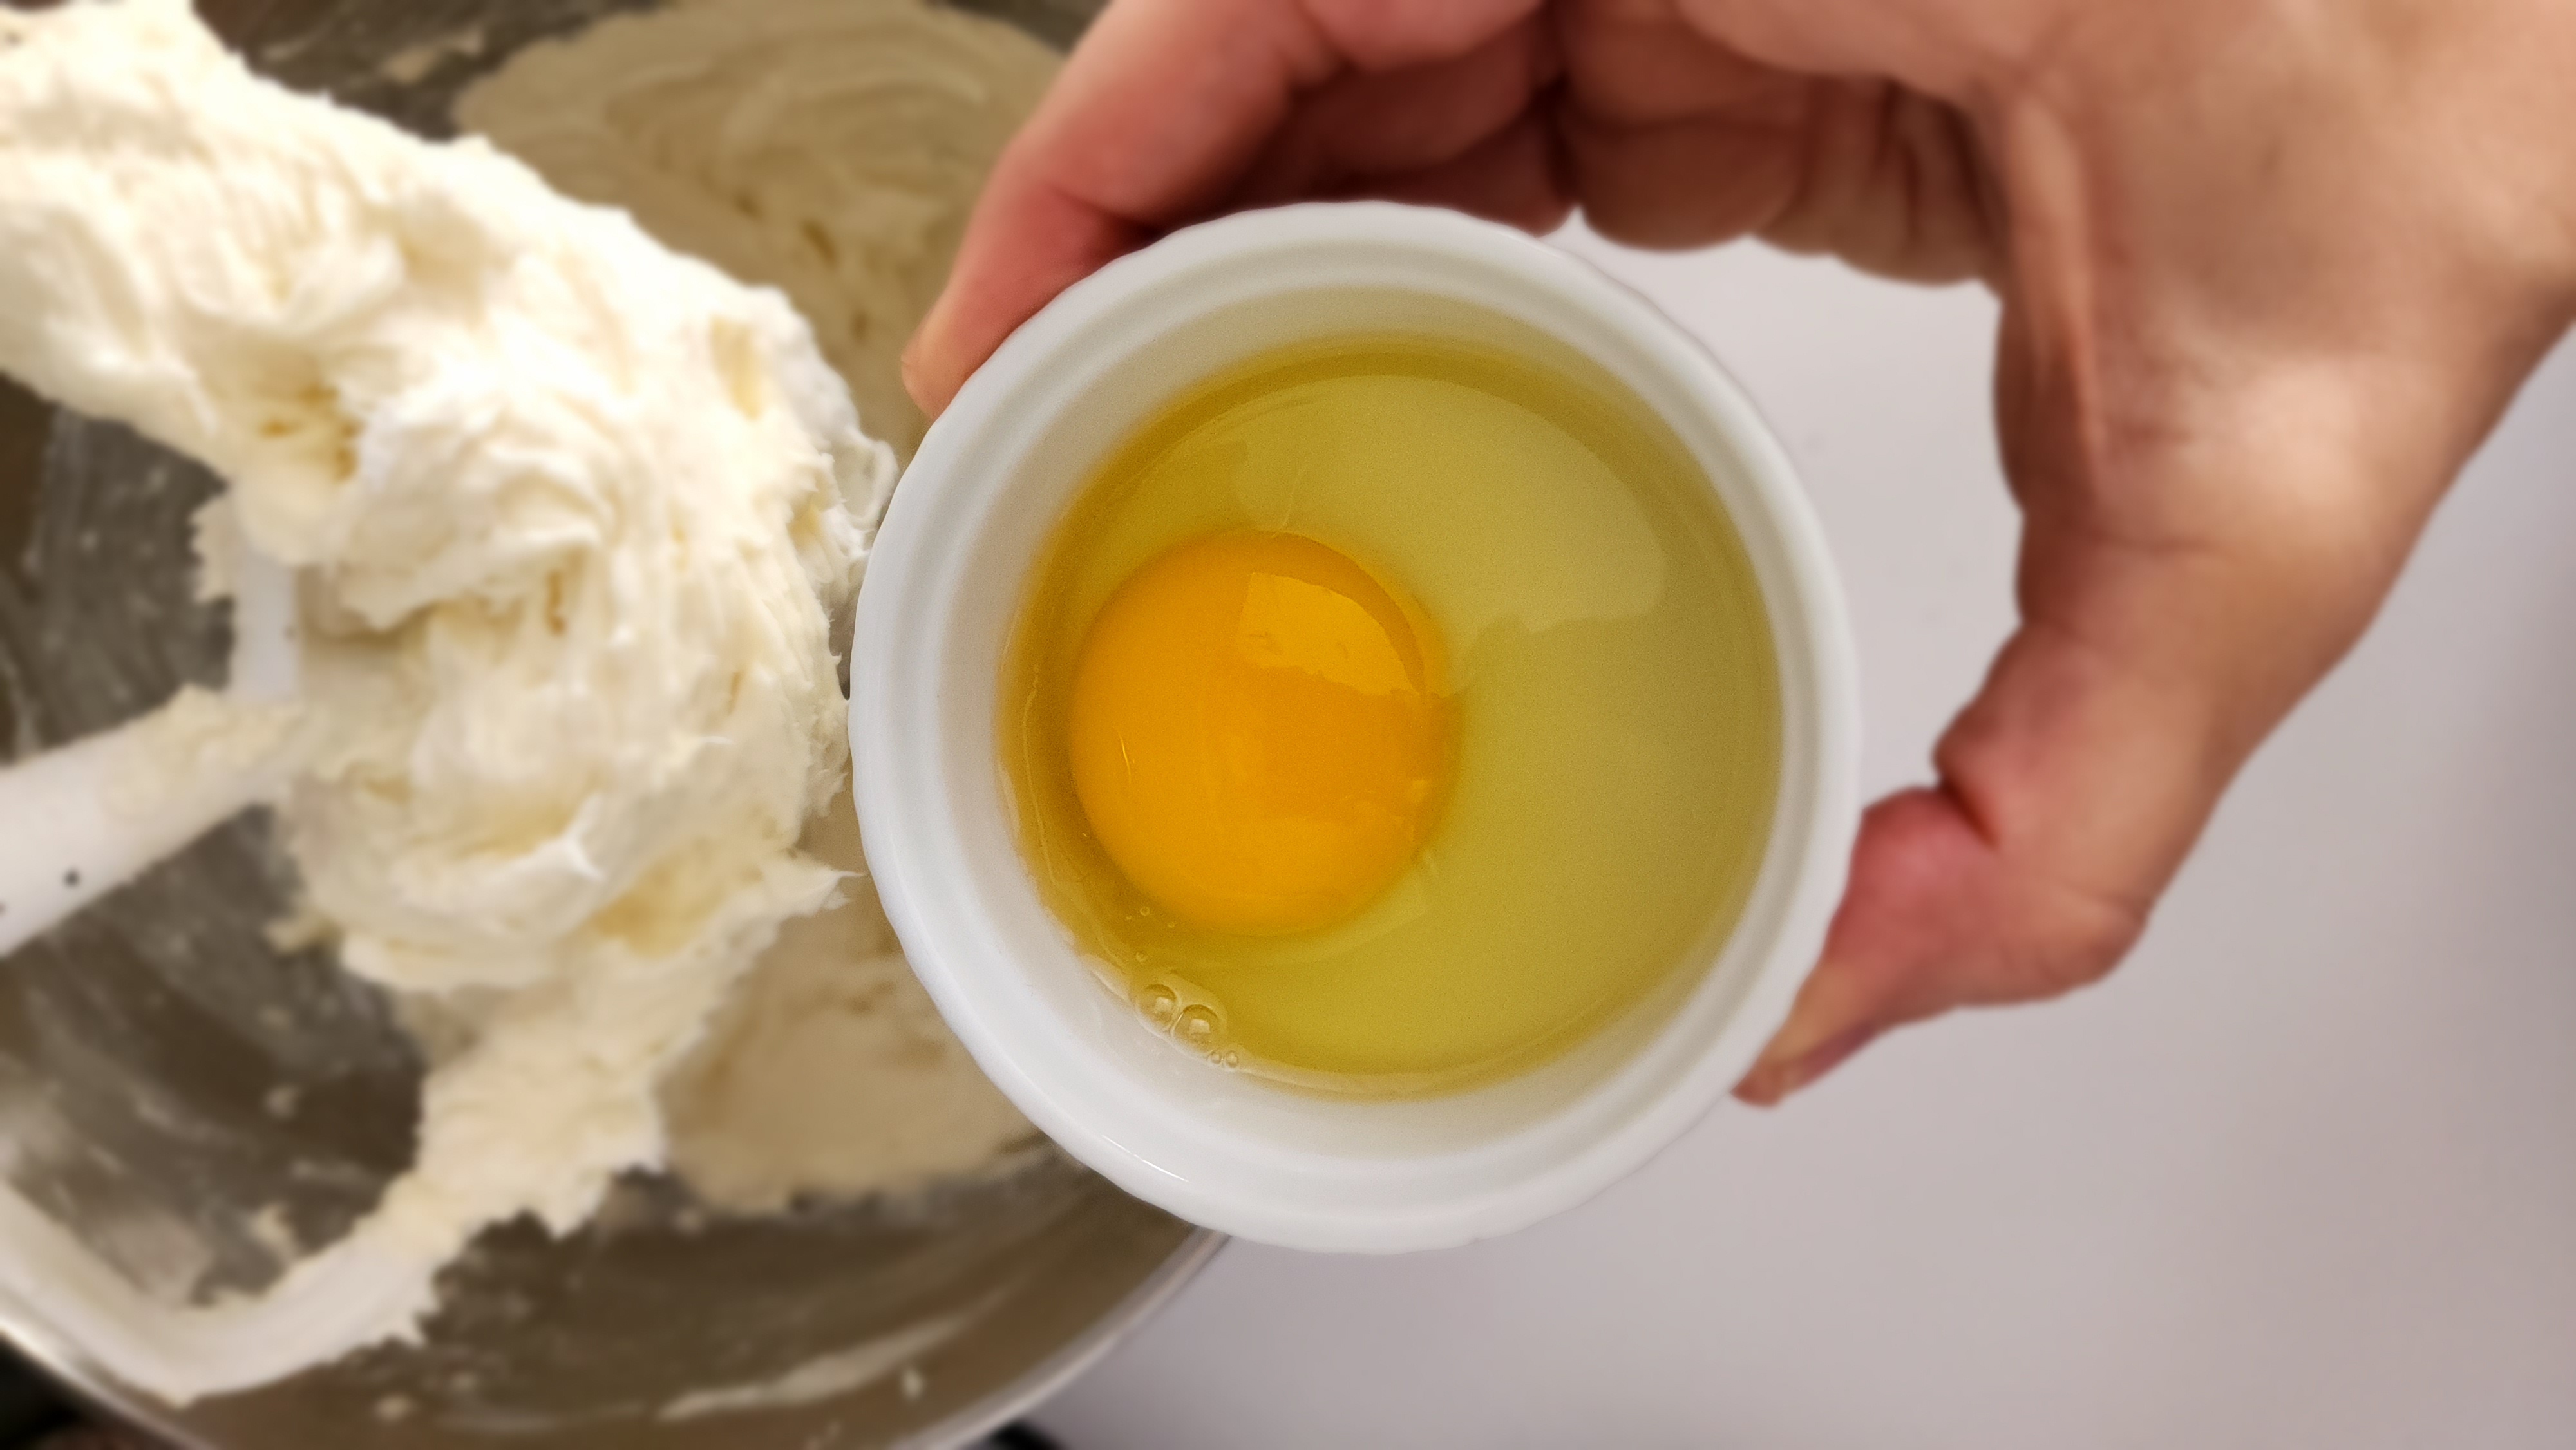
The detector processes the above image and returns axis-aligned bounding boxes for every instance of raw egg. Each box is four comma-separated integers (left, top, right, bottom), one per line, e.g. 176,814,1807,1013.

1003,333,1781,1097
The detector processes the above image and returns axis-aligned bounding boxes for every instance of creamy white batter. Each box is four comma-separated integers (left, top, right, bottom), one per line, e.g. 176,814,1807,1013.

456,0,1056,1213
0,0,895,1400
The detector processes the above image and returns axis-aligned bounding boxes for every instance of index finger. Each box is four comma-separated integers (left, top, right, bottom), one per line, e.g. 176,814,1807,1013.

904,0,1540,415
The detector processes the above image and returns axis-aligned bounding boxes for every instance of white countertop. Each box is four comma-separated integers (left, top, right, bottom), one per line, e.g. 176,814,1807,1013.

1035,225,2576,1448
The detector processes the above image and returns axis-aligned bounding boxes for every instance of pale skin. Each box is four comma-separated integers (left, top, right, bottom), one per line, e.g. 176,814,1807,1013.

905,0,2576,1103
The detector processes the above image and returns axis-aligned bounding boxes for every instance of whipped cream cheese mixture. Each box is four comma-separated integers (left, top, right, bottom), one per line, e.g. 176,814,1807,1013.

457,0,1056,1214
0,0,1046,1399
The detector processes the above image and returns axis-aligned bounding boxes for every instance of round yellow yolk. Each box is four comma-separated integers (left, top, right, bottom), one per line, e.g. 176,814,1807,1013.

1066,532,1452,937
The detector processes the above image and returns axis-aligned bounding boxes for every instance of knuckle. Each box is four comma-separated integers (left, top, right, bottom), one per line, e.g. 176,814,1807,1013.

1997,874,2145,1001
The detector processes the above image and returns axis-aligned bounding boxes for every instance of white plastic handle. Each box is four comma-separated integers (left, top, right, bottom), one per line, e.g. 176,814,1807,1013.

0,547,302,956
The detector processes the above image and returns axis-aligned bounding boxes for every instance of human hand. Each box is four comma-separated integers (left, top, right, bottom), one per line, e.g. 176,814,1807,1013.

907,0,2576,1102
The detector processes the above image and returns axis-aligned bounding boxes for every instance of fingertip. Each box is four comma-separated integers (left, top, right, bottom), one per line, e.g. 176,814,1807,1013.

907,180,1149,422
902,285,969,419
1735,955,1876,1106
1736,1023,1877,1106
1732,786,1993,1106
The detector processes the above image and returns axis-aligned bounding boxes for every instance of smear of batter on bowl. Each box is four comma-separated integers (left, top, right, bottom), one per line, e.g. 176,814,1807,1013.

658,787,1038,1212
457,0,1061,461
0,0,1039,1403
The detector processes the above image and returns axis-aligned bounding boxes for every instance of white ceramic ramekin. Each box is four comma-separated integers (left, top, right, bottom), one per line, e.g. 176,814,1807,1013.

852,203,1858,1253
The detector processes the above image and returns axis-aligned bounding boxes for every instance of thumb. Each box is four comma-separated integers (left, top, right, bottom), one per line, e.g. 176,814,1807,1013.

1736,357,2463,1106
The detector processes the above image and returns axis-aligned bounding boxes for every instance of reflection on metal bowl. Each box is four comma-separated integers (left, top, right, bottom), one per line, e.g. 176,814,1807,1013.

0,0,1218,1445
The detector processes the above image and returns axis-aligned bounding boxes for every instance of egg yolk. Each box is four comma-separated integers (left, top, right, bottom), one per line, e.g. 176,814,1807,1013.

1066,532,1452,936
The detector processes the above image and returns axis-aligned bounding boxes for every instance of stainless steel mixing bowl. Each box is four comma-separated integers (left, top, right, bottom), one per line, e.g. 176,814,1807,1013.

0,1,1218,1444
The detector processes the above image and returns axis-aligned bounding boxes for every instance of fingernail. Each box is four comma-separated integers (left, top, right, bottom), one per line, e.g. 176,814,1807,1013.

1736,1026,1877,1108
898,341,935,413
